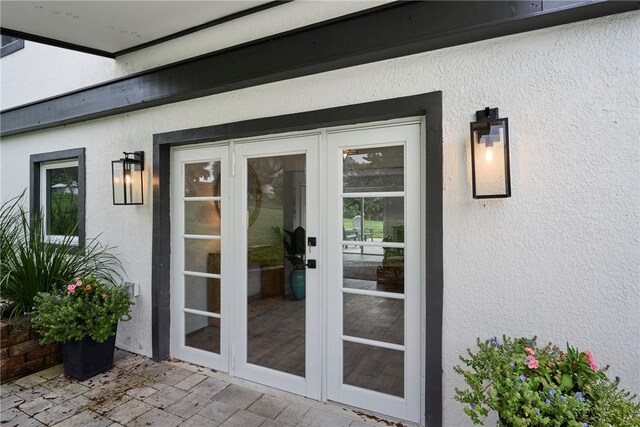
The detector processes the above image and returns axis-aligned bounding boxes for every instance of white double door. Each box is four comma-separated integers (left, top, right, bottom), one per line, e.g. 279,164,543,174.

171,121,422,422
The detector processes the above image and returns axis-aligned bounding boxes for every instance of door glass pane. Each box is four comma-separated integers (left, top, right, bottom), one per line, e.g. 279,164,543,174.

342,197,404,243
343,146,404,193
343,249,404,294
185,275,220,314
184,161,221,197
343,294,404,345
185,201,221,235
185,313,220,354
184,239,221,274
343,341,404,397
246,154,306,377
46,166,79,236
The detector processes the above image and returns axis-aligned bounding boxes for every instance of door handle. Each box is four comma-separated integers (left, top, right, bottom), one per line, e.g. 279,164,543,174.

306,259,317,269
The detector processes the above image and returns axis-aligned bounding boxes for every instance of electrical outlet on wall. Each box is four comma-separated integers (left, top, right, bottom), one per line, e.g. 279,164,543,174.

124,282,140,298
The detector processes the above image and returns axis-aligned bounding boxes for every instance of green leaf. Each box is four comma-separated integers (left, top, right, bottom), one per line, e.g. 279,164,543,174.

561,374,574,391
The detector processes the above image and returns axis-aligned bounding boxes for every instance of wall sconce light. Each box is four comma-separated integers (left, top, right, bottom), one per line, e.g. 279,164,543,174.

112,151,144,205
470,107,511,199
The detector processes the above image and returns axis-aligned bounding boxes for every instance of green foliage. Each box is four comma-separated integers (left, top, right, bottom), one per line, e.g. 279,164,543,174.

454,336,640,426
0,192,123,318
46,166,79,236
32,275,132,344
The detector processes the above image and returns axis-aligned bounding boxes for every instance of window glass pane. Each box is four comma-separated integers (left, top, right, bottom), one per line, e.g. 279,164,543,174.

343,341,404,397
184,161,221,197
184,275,220,314
185,239,220,274
46,166,79,236
343,294,404,345
342,197,404,242
343,146,404,193
185,313,220,354
185,201,221,235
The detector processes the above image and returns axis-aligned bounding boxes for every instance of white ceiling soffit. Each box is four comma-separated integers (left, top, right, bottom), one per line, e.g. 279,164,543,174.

0,1,274,56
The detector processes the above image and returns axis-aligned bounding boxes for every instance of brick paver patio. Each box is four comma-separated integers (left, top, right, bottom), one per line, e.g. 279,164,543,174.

0,349,416,427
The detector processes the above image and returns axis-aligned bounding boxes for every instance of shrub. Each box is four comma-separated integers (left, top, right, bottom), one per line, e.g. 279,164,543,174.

32,275,132,344
454,336,640,426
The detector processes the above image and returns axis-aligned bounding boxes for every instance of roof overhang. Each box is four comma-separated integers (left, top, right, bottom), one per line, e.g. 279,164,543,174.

0,1,284,57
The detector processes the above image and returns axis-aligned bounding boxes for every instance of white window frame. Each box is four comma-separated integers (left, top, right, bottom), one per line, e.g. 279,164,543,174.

40,159,80,246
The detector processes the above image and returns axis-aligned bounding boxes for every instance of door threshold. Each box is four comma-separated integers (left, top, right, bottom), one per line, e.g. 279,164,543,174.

165,357,420,427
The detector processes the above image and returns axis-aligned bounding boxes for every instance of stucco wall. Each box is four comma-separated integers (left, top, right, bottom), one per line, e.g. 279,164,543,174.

1,10,638,426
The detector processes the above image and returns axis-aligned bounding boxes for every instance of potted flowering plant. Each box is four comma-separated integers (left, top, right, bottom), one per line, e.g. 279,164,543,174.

455,336,640,426
32,275,133,381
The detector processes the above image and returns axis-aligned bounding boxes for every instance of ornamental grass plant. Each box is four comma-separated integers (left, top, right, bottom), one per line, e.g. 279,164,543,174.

454,336,640,427
32,275,132,344
0,192,123,318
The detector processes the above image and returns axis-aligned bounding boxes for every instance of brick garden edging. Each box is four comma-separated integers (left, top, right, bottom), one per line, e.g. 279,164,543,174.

0,315,61,383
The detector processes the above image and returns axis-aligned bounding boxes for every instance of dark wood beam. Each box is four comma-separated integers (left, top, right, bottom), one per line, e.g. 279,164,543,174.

1,1,637,137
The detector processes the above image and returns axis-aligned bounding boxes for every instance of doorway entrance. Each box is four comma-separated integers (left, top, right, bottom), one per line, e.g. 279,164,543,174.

170,120,422,422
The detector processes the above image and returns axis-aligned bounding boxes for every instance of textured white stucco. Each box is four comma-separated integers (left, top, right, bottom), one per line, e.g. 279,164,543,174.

1,9,638,426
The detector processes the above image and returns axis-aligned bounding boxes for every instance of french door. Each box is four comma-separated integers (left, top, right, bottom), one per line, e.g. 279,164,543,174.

326,124,421,422
170,145,230,371
232,134,321,399
170,121,422,422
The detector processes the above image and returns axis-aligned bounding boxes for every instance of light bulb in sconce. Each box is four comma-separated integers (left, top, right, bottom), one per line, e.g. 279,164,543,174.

485,145,494,162
479,134,494,162
125,174,131,185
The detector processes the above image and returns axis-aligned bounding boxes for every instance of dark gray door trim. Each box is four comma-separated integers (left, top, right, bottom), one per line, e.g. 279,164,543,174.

2,1,635,137
151,92,443,425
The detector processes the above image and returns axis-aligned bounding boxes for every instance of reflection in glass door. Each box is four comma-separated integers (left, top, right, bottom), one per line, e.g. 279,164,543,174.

171,146,229,370
327,123,422,422
246,154,306,377
234,135,320,399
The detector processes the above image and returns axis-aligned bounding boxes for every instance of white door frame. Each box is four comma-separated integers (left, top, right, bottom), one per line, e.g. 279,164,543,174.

232,134,321,399
169,120,424,422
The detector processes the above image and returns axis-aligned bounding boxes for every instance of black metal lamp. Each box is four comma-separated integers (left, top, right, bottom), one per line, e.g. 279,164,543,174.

112,151,144,205
470,107,511,199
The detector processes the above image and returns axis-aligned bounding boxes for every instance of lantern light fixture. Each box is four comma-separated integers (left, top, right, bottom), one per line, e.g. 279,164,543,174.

470,107,511,199
112,151,144,205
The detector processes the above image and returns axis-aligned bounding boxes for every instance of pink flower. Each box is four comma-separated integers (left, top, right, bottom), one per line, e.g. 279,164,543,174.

84,285,91,291
527,356,540,369
75,279,82,287
584,351,598,372
67,284,76,293
525,347,535,356
101,293,107,299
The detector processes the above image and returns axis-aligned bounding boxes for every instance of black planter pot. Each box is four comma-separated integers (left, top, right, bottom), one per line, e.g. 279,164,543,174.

60,332,117,381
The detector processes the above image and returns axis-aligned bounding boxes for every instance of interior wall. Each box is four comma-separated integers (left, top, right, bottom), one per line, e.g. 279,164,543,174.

0,11,638,425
